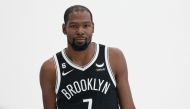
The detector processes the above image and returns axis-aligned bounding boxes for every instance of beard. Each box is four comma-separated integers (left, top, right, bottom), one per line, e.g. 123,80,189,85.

68,37,91,51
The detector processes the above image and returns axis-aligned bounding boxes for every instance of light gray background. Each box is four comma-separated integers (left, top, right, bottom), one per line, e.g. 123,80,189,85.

0,0,189,109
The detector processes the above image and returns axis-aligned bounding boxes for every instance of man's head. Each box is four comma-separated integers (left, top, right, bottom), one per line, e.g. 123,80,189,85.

62,5,94,51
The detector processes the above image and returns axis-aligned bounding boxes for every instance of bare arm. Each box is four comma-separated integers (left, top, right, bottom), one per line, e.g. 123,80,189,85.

40,58,56,109
109,48,136,109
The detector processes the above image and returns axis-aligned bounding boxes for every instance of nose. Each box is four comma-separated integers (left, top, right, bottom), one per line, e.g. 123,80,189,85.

76,27,85,35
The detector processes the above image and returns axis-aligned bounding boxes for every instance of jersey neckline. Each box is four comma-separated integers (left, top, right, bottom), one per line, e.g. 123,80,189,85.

61,43,99,71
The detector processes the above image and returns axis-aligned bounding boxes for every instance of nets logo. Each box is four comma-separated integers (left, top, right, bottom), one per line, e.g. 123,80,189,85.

96,63,105,71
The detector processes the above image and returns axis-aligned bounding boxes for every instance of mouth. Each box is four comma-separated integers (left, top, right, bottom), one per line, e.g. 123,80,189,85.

75,37,86,41
76,38,85,40
73,37,86,44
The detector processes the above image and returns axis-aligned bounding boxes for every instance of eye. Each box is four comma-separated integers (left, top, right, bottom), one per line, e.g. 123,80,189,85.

83,24,91,28
69,25,78,29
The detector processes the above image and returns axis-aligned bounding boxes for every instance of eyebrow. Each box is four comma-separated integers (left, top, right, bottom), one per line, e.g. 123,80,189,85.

69,21,92,24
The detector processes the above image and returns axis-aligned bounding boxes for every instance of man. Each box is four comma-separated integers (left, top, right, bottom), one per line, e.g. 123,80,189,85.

40,5,136,109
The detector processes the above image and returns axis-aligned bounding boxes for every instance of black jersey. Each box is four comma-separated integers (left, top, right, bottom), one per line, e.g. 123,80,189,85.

53,43,119,109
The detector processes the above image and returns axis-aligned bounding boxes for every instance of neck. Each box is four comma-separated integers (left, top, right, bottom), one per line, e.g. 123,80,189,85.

65,42,96,66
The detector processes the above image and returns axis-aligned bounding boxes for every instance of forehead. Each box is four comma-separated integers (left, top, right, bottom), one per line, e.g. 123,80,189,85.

67,11,92,24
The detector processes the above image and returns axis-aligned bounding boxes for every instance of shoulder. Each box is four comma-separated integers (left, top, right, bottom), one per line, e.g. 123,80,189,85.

40,57,55,73
108,47,124,58
108,47,126,65
40,57,56,86
39,57,57,104
100,43,124,57
107,47,128,77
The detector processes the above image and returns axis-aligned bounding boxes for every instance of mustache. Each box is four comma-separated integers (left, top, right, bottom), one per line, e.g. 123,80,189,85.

74,37,87,40
76,35,85,37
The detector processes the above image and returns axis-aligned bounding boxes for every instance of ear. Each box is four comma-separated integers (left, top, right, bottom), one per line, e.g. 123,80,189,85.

92,23,94,33
62,23,66,34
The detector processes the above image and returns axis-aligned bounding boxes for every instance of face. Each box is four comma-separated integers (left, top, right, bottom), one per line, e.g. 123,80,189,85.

63,11,94,51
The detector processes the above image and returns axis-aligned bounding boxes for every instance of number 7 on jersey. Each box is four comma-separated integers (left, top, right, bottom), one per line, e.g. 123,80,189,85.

83,98,93,109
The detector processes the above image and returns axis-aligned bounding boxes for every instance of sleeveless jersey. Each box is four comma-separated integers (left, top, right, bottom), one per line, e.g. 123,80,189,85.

53,43,119,109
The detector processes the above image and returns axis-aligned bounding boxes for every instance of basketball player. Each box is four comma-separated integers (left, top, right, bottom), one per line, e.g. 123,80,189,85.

40,5,136,109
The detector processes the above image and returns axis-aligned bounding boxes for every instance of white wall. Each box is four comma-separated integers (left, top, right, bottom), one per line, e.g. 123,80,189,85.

0,0,189,109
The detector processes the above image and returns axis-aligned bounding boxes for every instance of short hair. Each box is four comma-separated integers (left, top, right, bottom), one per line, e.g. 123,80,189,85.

64,5,93,24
